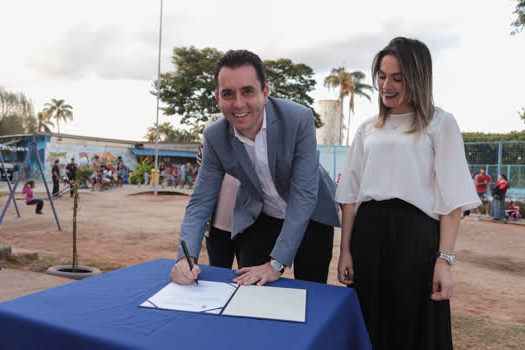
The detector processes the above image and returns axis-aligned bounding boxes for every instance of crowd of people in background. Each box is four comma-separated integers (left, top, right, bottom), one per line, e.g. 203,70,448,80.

465,166,521,222
90,155,130,191
142,161,199,189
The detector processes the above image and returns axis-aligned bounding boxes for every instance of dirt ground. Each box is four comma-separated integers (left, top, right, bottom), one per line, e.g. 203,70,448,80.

1,186,524,325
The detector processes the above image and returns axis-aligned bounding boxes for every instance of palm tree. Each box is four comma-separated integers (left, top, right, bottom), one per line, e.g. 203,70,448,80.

324,67,373,145
36,111,54,133
146,122,175,142
44,98,73,134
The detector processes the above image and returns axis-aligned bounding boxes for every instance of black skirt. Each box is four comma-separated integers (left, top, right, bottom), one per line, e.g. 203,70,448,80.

350,199,452,350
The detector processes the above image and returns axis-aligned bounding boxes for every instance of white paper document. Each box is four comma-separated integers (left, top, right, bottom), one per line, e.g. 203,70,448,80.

141,281,237,314
140,281,307,322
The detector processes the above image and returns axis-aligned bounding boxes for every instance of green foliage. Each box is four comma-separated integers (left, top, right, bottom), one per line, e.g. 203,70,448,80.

518,107,525,123
44,98,73,134
145,121,202,142
155,46,223,124
155,47,323,128
130,160,153,184
324,67,373,144
0,85,35,135
462,131,525,142
264,58,322,127
511,0,525,35
0,115,25,135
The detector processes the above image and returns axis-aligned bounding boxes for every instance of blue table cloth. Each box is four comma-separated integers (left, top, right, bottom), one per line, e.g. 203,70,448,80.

0,259,371,350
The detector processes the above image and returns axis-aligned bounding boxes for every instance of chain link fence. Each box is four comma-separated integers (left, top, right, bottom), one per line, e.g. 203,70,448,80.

318,141,525,199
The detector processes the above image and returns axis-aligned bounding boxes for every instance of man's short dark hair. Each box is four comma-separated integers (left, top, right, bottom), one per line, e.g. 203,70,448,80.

214,50,266,90
54,159,59,164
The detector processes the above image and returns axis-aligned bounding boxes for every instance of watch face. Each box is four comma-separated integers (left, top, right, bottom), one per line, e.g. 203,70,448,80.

271,260,283,272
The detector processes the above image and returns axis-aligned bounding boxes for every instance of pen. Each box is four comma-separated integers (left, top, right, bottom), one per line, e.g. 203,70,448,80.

180,240,198,285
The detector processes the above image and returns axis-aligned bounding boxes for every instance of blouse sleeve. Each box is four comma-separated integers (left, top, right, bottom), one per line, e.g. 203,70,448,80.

335,123,365,204
432,112,481,215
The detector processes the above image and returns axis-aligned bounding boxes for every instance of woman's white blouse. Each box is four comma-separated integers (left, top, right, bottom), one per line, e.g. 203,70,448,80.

335,108,481,220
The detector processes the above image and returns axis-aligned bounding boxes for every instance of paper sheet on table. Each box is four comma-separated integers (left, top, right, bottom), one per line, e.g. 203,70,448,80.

140,281,237,314
141,281,307,322
222,285,306,323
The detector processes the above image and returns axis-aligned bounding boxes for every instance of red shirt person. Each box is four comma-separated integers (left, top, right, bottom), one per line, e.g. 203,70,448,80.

474,167,491,215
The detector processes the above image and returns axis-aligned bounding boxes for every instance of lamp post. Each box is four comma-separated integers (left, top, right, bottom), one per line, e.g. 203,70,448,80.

154,0,163,195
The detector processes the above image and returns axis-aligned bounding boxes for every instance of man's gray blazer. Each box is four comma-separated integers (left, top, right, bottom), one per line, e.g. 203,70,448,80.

178,97,341,267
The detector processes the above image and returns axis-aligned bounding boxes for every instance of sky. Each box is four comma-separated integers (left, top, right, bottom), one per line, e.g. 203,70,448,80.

1,0,524,142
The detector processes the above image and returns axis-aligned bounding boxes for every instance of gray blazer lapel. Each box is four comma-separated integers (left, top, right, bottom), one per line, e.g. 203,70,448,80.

229,126,263,194
265,101,279,182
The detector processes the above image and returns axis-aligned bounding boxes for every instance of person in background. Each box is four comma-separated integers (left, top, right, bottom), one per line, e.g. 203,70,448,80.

22,180,43,214
335,37,480,349
51,159,60,196
505,200,522,220
474,167,492,216
65,158,77,198
12,161,20,182
490,174,510,221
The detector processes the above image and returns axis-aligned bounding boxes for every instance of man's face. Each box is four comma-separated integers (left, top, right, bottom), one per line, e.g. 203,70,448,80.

71,159,75,164
480,168,486,175
215,64,269,140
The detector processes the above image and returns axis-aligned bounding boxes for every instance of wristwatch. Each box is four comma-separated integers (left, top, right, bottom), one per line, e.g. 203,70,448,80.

270,259,285,274
438,252,456,266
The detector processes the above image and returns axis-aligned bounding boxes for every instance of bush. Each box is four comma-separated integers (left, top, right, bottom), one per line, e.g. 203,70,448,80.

130,160,152,184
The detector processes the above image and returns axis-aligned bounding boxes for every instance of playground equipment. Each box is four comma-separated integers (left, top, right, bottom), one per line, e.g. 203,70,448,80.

0,136,62,230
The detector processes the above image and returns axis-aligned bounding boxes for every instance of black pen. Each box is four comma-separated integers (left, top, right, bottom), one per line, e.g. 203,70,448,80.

180,240,198,285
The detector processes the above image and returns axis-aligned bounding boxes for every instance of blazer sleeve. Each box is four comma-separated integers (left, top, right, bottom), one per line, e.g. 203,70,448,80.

177,131,224,261
270,109,319,267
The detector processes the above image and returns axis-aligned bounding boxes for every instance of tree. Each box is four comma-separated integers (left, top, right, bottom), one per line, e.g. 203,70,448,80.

44,98,73,134
518,107,525,124
0,86,34,134
36,111,54,133
324,67,373,145
155,46,223,125
155,47,324,128
263,58,322,127
511,0,525,35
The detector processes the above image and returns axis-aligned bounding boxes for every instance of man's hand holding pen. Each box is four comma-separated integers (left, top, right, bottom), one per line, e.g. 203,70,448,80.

170,257,200,285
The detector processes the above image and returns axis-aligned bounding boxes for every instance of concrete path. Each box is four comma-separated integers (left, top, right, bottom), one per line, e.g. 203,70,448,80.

0,268,73,303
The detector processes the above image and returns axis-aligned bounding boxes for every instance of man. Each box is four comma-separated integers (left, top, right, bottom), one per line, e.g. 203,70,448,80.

51,159,60,196
170,50,340,286
65,158,77,198
474,167,492,215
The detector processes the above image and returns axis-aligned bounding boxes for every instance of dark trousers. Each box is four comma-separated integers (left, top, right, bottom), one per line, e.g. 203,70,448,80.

206,227,236,269
206,213,334,283
27,199,43,213
52,178,59,196
350,199,452,350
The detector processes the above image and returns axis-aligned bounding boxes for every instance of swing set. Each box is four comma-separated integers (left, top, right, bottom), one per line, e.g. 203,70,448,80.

0,135,61,231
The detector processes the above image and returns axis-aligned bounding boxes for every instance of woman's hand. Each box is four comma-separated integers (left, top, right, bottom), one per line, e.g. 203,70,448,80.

431,259,454,301
338,249,355,285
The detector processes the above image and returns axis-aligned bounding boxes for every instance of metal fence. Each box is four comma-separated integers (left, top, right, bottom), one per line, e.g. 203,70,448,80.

318,141,525,199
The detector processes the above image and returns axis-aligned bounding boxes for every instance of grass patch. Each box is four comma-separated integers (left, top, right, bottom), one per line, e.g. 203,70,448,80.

0,255,124,273
453,314,525,349
84,259,124,273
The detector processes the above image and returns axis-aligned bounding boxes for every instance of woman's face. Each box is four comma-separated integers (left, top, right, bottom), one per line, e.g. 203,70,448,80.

377,55,413,114
499,175,504,181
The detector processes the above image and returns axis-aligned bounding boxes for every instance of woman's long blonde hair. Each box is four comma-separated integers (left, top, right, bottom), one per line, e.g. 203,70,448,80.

372,37,434,134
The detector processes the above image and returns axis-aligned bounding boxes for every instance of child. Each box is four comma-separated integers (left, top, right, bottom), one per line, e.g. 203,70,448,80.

22,180,43,214
505,201,522,221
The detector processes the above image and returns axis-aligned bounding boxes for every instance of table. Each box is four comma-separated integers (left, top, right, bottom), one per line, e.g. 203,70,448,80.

0,259,371,349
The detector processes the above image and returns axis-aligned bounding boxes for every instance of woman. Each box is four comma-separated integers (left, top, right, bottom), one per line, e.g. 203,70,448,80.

490,174,510,221
22,180,44,214
335,37,480,349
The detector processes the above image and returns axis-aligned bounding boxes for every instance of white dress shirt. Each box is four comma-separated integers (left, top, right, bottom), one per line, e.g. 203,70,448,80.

335,108,480,220
233,110,288,219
